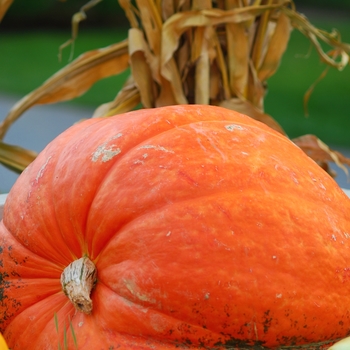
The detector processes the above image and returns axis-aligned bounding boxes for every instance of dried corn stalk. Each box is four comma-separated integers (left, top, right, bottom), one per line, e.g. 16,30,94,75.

1,0,350,176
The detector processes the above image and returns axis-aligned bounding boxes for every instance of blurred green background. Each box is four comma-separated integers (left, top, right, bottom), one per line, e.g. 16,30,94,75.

1,0,350,146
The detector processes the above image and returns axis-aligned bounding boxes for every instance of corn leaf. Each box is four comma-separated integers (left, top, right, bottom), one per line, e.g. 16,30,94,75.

161,3,288,73
121,0,183,106
211,32,231,100
59,0,104,61
226,21,249,98
251,0,274,70
0,0,13,22
303,66,330,117
194,26,215,104
0,141,37,173
92,76,141,118
119,0,140,28
258,12,291,81
246,59,265,110
128,28,158,108
285,7,350,70
0,40,129,140
135,0,162,55
160,3,286,106
293,134,350,178
161,0,176,20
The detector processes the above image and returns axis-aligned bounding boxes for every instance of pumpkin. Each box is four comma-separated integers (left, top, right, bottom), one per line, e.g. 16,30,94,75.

1,105,350,349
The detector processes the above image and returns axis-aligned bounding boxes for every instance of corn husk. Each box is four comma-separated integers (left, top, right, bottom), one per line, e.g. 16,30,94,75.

1,0,350,175
0,141,37,173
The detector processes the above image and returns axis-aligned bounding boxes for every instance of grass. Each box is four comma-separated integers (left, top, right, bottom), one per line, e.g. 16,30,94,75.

0,16,349,147
264,19,350,146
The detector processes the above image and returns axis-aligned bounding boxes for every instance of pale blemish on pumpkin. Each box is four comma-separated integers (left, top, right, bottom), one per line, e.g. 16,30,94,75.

92,146,121,162
134,153,148,165
149,313,167,333
319,182,326,190
123,279,156,304
207,136,227,161
138,144,174,153
91,133,123,162
291,173,299,185
214,239,231,251
35,156,52,182
225,124,244,131
196,137,207,153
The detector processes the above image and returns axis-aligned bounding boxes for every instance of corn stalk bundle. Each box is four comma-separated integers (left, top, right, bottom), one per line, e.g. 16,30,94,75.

0,0,350,174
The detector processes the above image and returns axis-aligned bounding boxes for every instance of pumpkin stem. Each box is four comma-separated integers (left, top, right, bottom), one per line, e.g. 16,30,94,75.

60,257,97,314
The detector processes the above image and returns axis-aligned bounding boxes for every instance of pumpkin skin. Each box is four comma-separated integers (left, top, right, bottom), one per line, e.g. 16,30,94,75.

1,104,350,350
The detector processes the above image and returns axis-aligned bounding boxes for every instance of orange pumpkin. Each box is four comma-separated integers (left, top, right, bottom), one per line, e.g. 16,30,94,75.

1,105,350,349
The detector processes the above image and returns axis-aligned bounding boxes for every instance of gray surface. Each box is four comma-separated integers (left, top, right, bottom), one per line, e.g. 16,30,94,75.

1,93,350,193
0,193,6,219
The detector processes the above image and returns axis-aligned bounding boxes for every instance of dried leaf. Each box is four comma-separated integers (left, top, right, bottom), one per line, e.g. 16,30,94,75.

128,28,157,108
123,0,183,106
92,77,141,118
161,4,286,72
211,32,231,100
251,0,274,70
161,0,175,21
192,0,212,10
0,40,130,140
303,66,329,117
156,75,183,106
293,134,350,178
285,7,350,70
246,59,265,109
97,90,141,117
219,97,286,135
135,0,163,54
258,11,291,81
178,0,191,12
0,0,13,22
0,141,37,173
119,0,140,28
194,26,217,104
226,22,249,98
59,0,104,61
175,31,191,80
161,4,285,105
209,61,221,101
